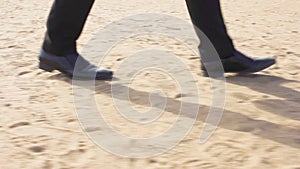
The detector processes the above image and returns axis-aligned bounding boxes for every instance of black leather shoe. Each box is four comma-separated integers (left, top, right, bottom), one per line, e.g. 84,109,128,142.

201,50,275,76
39,49,113,80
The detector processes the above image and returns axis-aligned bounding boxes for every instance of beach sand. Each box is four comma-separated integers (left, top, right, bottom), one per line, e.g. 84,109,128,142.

0,0,300,168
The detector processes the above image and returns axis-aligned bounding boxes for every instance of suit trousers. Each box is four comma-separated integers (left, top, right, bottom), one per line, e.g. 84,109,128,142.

42,0,235,58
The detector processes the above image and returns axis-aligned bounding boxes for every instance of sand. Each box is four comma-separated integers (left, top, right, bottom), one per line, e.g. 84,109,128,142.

0,0,300,168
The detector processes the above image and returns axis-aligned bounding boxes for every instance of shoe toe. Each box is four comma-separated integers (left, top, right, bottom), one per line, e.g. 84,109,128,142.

249,58,275,73
95,68,113,80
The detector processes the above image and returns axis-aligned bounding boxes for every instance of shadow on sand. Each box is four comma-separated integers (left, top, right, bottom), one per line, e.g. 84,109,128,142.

227,74,300,121
49,73,300,149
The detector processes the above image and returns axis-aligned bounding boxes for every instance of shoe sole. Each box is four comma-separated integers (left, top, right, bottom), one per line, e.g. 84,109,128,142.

39,60,113,80
201,61,275,77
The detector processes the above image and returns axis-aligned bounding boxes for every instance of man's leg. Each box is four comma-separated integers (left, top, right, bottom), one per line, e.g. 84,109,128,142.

39,0,113,80
42,0,95,56
185,0,235,59
185,0,275,74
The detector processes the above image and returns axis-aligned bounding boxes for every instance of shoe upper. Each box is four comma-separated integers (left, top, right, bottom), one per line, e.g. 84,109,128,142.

201,50,275,73
39,49,113,79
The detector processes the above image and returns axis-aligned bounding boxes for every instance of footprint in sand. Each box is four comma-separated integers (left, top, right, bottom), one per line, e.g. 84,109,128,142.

205,142,250,165
8,121,30,128
28,145,45,153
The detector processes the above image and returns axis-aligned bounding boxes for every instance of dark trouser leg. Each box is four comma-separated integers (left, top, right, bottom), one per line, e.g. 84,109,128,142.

185,0,235,59
42,0,95,56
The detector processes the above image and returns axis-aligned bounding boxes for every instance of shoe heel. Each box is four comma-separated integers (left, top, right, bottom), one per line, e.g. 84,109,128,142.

202,70,209,77
39,62,55,72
